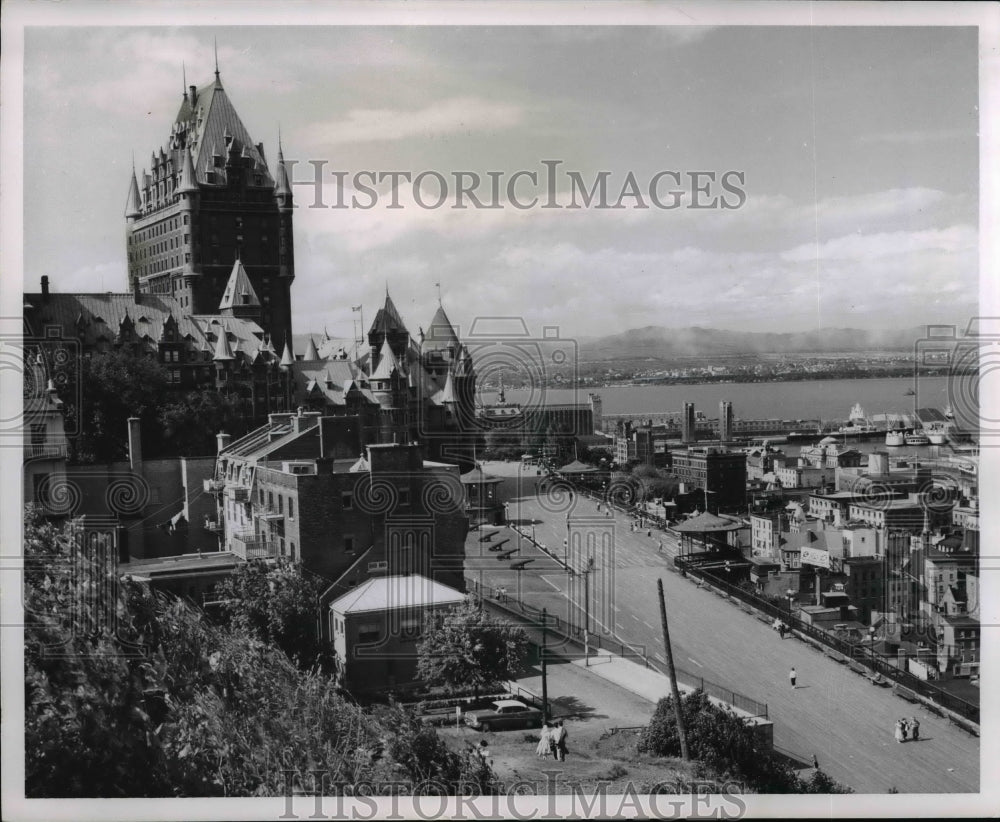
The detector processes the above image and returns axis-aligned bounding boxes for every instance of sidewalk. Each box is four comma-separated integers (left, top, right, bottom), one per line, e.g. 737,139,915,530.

566,649,773,737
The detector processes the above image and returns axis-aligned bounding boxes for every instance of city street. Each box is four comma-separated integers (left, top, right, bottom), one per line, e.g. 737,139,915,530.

465,461,979,794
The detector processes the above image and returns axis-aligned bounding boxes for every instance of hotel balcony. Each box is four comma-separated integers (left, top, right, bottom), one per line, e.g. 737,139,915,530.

203,518,223,534
231,531,277,561
203,478,225,494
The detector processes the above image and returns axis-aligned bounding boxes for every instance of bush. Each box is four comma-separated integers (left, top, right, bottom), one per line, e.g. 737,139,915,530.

638,690,852,794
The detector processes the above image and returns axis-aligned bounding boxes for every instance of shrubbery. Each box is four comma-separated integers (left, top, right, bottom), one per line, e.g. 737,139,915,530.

24,507,500,797
638,690,852,794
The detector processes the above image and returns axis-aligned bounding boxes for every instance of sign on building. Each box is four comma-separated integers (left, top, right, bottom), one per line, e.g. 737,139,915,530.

801,546,831,569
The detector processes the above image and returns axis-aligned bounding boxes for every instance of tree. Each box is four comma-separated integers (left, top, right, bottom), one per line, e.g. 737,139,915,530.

416,601,528,696
638,690,852,794
214,558,330,669
63,347,169,463
24,506,503,797
158,390,251,457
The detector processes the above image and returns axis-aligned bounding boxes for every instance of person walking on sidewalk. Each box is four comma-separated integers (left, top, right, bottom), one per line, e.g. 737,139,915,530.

894,718,906,744
909,717,920,741
789,667,797,688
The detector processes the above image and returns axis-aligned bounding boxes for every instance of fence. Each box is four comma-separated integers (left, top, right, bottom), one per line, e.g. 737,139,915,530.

467,575,769,720
674,556,980,725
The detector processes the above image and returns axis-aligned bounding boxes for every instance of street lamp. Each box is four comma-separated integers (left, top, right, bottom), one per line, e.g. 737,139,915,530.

786,588,796,615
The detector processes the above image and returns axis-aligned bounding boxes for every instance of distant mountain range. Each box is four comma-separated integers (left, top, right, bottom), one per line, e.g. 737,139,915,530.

576,326,927,361
293,325,928,364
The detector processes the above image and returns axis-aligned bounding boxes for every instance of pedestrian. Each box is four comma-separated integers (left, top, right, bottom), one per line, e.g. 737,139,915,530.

894,719,906,744
789,667,797,688
548,725,560,759
554,720,568,761
658,541,663,553
536,723,552,758
910,717,920,741
647,529,652,538
778,622,786,640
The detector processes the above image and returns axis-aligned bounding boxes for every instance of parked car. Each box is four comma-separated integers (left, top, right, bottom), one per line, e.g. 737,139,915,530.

464,699,543,732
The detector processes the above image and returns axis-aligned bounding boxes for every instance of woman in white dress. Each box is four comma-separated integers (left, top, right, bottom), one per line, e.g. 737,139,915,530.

536,723,552,758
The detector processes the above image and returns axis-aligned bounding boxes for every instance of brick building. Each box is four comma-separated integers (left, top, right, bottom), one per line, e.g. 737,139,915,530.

209,409,468,593
669,447,747,512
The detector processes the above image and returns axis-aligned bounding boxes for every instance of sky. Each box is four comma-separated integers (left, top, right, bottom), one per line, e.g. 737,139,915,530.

19,20,982,342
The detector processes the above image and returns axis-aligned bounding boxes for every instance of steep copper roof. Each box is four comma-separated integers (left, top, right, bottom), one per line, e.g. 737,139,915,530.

218,258,261,310
369,293,408,337
125,169,142,217
423,304,460,351
371,339,401,380
171,79,274,188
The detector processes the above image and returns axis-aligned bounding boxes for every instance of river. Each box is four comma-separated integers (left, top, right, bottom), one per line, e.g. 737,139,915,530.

483,376,957,423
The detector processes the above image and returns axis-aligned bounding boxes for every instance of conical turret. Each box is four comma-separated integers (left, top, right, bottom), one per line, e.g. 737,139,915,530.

126,167,142,219
178,147,198,194
302,336,320,361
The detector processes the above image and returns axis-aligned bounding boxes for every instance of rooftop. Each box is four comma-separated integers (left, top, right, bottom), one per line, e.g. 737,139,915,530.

329,574,466,615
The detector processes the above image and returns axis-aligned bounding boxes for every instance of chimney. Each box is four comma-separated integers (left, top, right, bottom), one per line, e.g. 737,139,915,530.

41,275,50,304
127,417,143,472
217,431,232,453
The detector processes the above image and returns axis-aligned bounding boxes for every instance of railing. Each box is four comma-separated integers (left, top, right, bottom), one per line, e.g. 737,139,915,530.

674,556,980,725
24,442,68,459
466,575,769,721
231,531,276,560
203,519,223,533
203,478,225,494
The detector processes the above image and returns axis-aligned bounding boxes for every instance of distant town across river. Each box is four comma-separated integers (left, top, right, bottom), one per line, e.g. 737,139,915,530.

481,376,954,425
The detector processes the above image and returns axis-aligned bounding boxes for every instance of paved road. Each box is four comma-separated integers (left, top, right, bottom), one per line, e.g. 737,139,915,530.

468,461,979,794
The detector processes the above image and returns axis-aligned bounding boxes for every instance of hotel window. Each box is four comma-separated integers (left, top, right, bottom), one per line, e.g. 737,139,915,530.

288,498,294,519
344,536,355,553
278,496,284,515
342,492,353,510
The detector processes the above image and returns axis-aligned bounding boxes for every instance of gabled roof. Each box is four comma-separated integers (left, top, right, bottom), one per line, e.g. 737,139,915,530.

329,574,466,615
218,258,260,310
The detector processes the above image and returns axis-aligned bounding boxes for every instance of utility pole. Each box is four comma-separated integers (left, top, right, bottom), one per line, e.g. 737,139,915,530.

541,607,549,721
657,578,690,760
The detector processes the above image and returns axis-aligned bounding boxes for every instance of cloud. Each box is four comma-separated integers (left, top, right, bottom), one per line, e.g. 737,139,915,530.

300,96,524,148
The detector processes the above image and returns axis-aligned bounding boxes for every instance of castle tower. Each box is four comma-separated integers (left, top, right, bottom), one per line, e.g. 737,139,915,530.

368,292,410,367
124,62,294,351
